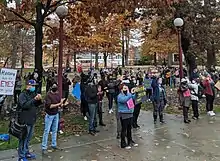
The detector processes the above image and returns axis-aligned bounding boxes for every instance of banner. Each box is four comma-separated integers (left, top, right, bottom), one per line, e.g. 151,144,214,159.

144,78,152,89
0,68,17,95
135,85,147,105
72,82,81,100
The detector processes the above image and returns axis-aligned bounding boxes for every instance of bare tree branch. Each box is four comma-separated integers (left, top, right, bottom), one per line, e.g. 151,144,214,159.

6,9,36,27
43,23,53,30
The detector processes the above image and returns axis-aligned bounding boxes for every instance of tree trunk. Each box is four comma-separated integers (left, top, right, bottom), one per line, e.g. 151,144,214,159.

103,52,108,68
206,43,216,71
73,52,77,72
11,27,19,68
154,52,157,66
95,52,99,69
122,29,125,67
35,3,44,78
181,32,196,79
52,51,55,68
125,29,130,66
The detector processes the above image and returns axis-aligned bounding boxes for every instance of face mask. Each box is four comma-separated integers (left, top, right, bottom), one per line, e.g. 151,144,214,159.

51,87,58,92
158,79,162,84
29,87,35,92
123,90,128,95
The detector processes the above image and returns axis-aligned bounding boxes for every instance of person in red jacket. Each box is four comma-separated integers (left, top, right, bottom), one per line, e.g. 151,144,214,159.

203,73,215,116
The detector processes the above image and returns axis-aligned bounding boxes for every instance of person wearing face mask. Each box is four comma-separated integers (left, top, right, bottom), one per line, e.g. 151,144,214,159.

117,84,138,149
203,73,216,116
42,83,63,155
17,80,42,161
151,77,167,124
188,79,199,120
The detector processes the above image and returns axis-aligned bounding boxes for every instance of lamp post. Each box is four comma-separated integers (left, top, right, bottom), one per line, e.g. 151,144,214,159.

56,6,68,97
174,18,184,80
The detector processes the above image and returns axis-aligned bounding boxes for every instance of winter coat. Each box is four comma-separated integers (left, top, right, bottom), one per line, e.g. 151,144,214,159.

18,90,42,125
117,92,136,114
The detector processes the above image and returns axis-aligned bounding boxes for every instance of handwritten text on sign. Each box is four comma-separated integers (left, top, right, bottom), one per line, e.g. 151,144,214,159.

0,68,17,95
135,85,147,105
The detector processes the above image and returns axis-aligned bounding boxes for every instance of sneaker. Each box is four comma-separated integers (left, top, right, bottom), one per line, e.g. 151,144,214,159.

125,146,132,150
207,111,211,116
210,111,216,116
18,158,28,161
94,129,100,133
51,146,61,151
192,116,198,120
99,122,106,126
89,131,96,136
131,141,138,147
26,153,36,159
59,130,64,134
108,109,113,114
184,120,190,124
84,116,88,121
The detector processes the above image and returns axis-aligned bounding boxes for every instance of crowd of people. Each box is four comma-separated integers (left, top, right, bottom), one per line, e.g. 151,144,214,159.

5,66,220,161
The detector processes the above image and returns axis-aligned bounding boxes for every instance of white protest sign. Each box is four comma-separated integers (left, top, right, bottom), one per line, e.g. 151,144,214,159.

0,68,17,95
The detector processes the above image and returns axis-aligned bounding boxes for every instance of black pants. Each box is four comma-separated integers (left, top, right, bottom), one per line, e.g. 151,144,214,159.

62,90,69,99
107,93,117,110
206,94,215,112
165,78,170,86
183,106,189,121
97,102,104,124
133,103,141,126
81,98,88,117
153,101,164,121
120,117,132,148
14,90,21,105
146,89,152,99
192,100,199,118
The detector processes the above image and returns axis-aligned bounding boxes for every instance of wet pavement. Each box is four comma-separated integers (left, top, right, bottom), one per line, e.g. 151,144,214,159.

1,110,220,161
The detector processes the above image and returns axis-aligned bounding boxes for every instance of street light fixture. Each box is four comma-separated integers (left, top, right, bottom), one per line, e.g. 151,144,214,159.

56,6,68,98
174,17,184,80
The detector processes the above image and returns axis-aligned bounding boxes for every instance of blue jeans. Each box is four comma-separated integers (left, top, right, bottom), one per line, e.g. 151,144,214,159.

42,113,59,150
18,125,34,158
88,103,97,131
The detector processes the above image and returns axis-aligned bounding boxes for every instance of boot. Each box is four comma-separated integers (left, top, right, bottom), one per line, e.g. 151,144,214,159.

153,114,157,124
159,114,165,124
99,113,106,126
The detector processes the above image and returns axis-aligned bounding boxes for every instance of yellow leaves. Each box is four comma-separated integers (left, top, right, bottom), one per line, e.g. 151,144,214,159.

142,31,178,55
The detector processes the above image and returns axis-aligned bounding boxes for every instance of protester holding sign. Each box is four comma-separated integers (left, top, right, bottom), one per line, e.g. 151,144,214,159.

117,84,138,149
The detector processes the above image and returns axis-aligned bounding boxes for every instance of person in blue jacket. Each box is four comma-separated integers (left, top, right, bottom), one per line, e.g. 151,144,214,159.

151,77,167,124
117,84,138,149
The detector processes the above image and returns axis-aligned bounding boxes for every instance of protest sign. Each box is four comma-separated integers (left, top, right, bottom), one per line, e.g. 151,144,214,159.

72,82,81,100
215,81,220,91
0,68,17,95
135,85,147,105
144,78,152,89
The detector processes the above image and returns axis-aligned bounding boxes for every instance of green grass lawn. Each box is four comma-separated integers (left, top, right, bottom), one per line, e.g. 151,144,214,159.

0,110,87,151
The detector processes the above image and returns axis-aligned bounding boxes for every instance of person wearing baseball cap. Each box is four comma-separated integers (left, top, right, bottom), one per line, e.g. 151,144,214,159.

17,79,42,161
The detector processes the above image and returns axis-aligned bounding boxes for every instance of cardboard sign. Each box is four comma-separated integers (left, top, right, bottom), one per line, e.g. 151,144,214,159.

144,78,152,89
0,68,17,95
135,85,147,105
215,81,220,91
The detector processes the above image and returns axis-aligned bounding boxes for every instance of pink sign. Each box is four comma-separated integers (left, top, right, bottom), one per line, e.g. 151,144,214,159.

183,89,191,97
127,98,135,109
